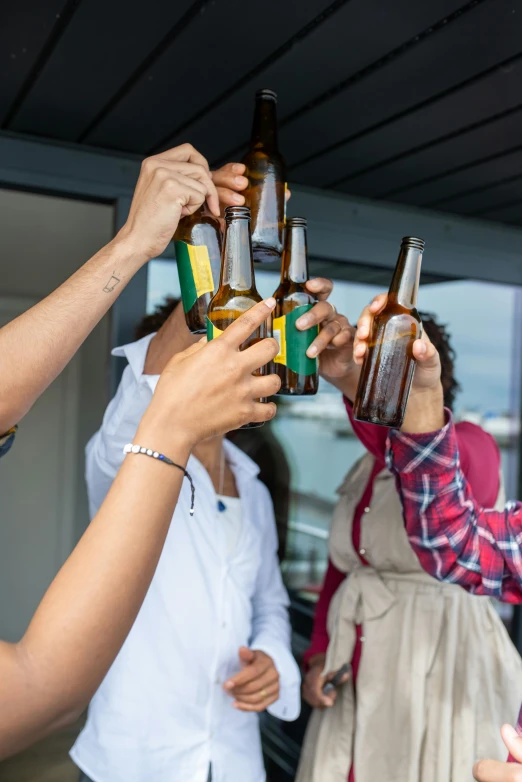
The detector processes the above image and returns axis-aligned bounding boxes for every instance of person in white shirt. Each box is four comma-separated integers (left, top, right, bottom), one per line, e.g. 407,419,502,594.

71,283,349,782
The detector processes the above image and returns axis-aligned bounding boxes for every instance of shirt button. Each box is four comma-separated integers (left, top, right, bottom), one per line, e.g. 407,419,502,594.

360,636,366,642
215,677,221,685
359,548,366,556
364,506,370,513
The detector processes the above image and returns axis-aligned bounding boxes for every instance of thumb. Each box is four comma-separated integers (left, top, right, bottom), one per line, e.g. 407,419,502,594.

502,724,522,762
239,646,255,665
412,337,439,367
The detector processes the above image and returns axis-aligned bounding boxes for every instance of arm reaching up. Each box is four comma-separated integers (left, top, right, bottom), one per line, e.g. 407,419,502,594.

0,143,219,434
0,299,279,760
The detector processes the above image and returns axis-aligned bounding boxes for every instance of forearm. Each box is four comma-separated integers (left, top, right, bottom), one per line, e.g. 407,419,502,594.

0,233,147,432
0,423,190,759
401,382,445,434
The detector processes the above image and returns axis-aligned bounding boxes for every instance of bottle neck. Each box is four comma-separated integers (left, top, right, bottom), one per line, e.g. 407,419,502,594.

388,245,422,309
250,98,278,151
281,224,309,284
220,218,256,291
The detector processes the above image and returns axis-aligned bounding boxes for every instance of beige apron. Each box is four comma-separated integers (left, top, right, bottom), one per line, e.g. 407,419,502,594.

296,454,522,782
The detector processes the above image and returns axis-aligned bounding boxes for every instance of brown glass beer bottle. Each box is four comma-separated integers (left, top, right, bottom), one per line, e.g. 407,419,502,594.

207,206,268,429
353,237,425,428
173,205,222,334
272,218,319,396
242,89,286,264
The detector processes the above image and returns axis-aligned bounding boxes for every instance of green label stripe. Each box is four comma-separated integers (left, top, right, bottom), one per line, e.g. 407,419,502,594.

274,303,318,376
206,317,224,342
175,240,198,313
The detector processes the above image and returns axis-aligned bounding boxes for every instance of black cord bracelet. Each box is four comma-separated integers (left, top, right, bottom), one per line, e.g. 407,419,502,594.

123,443,195,515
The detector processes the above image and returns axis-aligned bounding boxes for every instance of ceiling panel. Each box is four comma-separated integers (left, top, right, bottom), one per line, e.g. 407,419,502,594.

8,0,195,141
161,0,465,165
431,167,522,215
0,0,66,125
277,0,521,170
290,57,522,187
332,110,522,202
85,0,334,153
482,202,522,225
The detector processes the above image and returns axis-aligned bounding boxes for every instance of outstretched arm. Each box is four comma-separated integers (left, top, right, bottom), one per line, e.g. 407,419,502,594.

0,144,219,434
0,299,280,759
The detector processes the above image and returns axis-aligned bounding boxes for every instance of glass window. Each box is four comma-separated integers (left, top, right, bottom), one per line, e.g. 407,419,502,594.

146,261,520,628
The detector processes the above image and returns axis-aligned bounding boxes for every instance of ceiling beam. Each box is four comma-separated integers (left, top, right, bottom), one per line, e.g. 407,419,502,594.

1,131,521,285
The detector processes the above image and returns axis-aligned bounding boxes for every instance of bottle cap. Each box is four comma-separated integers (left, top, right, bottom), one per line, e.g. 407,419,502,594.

224,205,251,222
287,217,307,228
256,88,278,102
401,236,425,251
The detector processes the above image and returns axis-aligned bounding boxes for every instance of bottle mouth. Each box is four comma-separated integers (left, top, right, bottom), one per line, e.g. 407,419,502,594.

287,217,307,228
256,88,277,102
401,236,425,251
224,205,251,222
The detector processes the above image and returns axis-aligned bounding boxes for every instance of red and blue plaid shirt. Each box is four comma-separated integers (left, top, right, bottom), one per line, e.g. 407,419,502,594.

386,411,522,754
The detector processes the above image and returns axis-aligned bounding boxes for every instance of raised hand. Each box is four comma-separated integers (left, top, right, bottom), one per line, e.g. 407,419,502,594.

119,143,220,260
136,298,281,453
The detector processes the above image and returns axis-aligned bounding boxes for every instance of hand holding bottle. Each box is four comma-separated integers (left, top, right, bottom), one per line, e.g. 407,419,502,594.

136,298,281,453
118,143,220,261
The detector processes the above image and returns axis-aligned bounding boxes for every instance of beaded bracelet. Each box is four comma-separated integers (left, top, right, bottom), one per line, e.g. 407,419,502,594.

123,443,195,515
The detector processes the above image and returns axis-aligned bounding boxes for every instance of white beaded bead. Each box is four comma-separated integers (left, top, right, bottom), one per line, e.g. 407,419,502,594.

123,444,132,454
146,449,153,456
140,447,147,454
153,452,159,458
131,444,140,454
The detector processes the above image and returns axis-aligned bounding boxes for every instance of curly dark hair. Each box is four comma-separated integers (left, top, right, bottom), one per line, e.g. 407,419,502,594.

418,311,460,411
135,297,181,341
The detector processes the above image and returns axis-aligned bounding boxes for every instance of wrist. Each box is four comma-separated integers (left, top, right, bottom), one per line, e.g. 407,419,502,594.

134,413,193,465
402,383,445,434
307,653,326,670
111,227,151,270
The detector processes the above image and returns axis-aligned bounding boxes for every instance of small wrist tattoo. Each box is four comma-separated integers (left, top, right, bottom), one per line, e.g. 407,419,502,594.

103,273,121,293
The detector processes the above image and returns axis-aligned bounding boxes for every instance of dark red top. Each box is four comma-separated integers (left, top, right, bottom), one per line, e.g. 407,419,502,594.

304,399,501,666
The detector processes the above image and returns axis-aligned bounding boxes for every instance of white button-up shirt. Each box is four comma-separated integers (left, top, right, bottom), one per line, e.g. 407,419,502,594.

70,334,300,782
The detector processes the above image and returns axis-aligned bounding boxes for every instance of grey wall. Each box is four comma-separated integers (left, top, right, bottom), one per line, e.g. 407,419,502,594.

0,187,114,540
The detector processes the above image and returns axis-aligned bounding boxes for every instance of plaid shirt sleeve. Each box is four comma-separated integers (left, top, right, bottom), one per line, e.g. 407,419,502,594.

386,412,522,603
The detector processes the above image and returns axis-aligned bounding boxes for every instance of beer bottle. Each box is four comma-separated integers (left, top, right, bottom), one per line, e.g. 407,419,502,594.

207,205,268,429
272,217,319,396
173,205,222,334
353,237,424,428
242,89,286,264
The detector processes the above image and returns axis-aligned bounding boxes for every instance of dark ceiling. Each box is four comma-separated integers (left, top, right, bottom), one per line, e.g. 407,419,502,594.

1,0,522,229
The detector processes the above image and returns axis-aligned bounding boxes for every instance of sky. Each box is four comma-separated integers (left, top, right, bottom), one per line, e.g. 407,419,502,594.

147,261,520,418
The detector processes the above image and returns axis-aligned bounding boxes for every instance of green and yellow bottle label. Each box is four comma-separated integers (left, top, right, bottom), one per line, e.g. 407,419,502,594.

273,303,318,376
206,317,224,342
175,240,215,313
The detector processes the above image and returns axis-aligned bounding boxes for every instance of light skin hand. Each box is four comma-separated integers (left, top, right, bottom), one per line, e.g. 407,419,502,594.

473,725,522,781
223,647,280,713
211,162,292,215
117,143,220,261
302,655,351,710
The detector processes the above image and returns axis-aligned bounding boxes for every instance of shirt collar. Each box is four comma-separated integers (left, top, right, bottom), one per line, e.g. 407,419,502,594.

112,334,261,480
223,438,260,479
112,333,157,384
